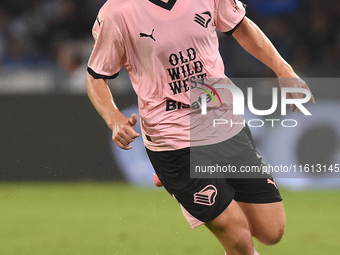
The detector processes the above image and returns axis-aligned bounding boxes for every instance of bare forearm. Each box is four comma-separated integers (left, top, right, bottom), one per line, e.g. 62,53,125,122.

86,73,123,130
86,73,140,149
232,17,295,78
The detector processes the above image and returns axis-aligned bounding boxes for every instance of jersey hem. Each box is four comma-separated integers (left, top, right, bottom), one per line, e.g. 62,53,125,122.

143,124,244,152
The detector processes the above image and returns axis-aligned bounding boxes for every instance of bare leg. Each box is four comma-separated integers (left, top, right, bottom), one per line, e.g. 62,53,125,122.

205,200,255,255
237,201,286,245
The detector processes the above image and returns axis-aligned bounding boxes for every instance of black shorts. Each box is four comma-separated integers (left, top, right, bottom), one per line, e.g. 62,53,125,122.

146,125,282,228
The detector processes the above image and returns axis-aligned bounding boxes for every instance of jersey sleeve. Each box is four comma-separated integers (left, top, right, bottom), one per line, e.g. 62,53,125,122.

215,0,246,35
87,10,126,79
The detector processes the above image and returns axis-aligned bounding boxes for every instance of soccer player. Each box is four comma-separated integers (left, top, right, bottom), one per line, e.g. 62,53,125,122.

86,0,315,254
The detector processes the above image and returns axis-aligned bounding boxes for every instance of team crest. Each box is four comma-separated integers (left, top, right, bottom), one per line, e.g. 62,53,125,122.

193,185,217,206
194,12,212,28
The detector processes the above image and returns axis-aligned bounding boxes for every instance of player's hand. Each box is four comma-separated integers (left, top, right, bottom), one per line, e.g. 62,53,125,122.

112,113,140,150
278,74,315,113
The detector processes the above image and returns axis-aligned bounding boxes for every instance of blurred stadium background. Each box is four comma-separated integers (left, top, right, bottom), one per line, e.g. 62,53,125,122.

0,0,340,254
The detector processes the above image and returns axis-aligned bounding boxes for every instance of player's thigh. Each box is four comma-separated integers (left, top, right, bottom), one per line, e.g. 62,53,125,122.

146,147,235,225
205,200,254,255
237,201,286,245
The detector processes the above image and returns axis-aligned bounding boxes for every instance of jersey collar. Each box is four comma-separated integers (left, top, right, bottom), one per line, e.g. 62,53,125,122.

148,0,177,11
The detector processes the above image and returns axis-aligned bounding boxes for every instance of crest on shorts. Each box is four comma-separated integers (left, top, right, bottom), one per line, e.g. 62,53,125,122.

193,185,217,206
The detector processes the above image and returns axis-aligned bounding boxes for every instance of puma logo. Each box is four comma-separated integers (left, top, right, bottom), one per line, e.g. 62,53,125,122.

140,29,156,41
267,179,278,189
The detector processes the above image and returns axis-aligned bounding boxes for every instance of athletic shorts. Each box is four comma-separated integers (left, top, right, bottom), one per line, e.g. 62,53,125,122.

146,125,282,229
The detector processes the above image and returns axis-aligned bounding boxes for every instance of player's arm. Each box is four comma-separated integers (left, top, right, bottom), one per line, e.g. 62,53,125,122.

232,17,315,111
86,73,140,150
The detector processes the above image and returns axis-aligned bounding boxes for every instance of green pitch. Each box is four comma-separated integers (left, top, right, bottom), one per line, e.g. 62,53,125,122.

0,182,339,255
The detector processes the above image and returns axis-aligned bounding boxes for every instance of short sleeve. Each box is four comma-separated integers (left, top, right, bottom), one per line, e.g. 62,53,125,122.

87,10,126,79
215,0,246,35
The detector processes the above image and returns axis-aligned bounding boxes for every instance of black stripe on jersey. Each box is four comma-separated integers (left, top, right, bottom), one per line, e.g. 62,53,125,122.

224,17,245,36
148,0,177,11
194,16,206,27
195,15,205,23
87,67,119,80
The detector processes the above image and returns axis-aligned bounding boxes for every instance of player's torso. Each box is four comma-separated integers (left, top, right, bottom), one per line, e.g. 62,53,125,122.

102,0,230,150
104,0,225,103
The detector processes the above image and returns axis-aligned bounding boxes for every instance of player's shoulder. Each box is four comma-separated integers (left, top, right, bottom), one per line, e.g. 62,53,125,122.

100,0,133,16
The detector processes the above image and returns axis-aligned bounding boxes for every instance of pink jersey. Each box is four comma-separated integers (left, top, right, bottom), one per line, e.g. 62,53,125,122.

87,0,246,151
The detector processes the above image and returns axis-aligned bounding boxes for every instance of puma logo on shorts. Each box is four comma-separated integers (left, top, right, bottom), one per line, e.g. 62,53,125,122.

267,179,278,189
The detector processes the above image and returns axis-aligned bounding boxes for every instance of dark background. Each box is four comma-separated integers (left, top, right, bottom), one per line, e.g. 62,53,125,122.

0,0,339,182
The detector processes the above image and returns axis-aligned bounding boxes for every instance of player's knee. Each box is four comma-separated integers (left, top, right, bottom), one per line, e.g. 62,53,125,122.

256,224,285,245
252,212,286,245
